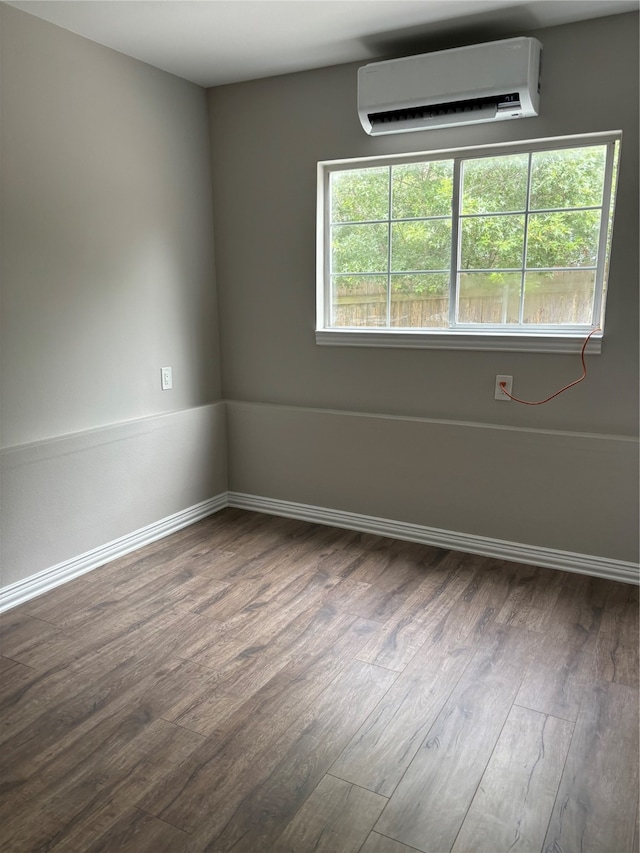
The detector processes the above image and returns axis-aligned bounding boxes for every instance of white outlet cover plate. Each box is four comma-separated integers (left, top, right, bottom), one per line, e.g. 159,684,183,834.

161,367,173,390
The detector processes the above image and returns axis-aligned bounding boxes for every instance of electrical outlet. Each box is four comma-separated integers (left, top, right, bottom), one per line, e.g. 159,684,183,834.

495,374,513,401
161,367,173,390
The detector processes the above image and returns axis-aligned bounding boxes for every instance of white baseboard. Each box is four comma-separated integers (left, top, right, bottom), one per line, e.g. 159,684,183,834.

228,492,640,586
3,489,637,613
0,494,228,613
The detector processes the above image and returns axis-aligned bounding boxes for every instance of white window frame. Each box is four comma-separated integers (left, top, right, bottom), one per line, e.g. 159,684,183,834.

316,131,621,353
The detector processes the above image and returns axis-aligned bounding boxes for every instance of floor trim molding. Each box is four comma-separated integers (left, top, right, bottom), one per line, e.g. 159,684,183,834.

3,489,637,613
228,492,640,586
0,494,228,613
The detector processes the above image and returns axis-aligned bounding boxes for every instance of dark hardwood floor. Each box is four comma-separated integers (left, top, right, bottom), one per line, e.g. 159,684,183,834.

1,508,638,852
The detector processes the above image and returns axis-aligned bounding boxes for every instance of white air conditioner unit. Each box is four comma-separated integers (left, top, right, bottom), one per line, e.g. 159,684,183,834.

358,37,542,135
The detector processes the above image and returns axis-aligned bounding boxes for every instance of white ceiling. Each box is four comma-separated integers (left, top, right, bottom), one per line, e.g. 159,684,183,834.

5,0,639,87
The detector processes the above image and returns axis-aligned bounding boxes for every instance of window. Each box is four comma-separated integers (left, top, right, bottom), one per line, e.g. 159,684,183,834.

316,132,620,352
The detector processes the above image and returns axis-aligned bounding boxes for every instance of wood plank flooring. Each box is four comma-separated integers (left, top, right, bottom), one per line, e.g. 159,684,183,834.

1,508,638,852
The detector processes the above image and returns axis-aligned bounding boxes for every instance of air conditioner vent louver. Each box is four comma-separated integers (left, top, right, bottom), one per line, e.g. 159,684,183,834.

368,93,522,131
358,37,541,135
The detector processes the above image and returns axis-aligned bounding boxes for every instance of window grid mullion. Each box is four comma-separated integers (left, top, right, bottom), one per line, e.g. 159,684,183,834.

333,270,451,277
450,158,462,327
386,165,392,328
447,266,599,274
519,151,534,325
337,201,604,229
326,171,333,327
459,203,602,220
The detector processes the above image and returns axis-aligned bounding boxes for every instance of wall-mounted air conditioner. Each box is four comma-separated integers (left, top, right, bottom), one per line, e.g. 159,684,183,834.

358,37,542,135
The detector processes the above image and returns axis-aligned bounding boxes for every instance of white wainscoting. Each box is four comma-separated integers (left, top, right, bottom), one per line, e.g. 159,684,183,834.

1,403,228,601
225,401,639,571
0,494,227,613
3,396,638,613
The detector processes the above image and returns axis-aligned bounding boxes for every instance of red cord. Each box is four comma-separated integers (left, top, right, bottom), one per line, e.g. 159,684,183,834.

500,328,601,406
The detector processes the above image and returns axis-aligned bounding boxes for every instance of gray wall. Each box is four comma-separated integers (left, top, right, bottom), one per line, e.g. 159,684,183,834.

211,13,639,563
1,5,226,588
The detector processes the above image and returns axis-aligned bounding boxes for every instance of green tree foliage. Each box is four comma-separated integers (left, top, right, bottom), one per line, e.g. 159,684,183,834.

331,223,387,273
330,167,388,223
331,162,454,290
391,273,449,297
461,154,528,214
459,148,605,275
392,221,452,273
530,146,606,210
392,161,453,218
527,211,600,268
461,215,525,270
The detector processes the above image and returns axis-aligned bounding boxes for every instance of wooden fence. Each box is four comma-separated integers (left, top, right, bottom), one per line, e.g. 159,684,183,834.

333,289,593,327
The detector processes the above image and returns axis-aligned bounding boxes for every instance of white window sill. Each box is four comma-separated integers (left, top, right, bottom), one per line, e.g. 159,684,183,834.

315,328,603,354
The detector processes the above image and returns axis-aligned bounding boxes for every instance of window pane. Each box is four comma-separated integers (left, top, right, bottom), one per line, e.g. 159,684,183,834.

330,167,389,223
331,223,388,274
391,220,451,272
461,154,528,214
461,215,525,270
331,275,387,327
527,211,600,269
523,271,595,325
392,161,453,219
321,135,619,337
457,273,522,324
530,146,606,211
391,274,449,328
